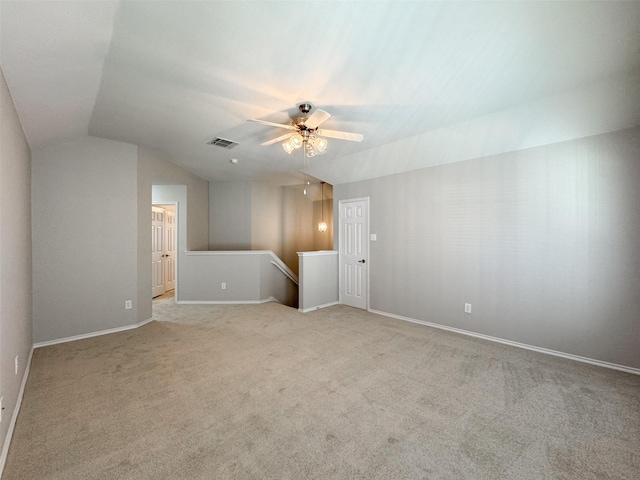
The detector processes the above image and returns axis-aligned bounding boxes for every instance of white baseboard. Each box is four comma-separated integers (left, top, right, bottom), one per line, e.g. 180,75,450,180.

176,297,278,305
369,309,640,376
0,346,34,478
299,301,340,313
33,318,154,349
37,299,288,348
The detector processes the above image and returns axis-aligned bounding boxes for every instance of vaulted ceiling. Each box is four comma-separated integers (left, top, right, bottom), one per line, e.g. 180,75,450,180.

2,1,639,186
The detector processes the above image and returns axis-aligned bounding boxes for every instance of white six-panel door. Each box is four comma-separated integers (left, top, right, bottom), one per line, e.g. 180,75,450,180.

164,210,176,291
152,206,165,297
339,198,369,310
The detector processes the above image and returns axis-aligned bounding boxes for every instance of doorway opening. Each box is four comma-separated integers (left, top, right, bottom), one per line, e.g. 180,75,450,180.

152,204,177,299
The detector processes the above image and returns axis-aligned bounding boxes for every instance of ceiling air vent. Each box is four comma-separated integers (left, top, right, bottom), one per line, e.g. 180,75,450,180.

207,137,239,149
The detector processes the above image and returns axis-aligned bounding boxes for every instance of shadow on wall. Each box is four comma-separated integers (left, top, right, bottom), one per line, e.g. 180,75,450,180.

283,182,333,276
209,179,333,277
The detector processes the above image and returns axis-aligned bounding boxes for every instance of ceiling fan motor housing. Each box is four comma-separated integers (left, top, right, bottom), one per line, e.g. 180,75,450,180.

298,103,313,114
295,103,315,128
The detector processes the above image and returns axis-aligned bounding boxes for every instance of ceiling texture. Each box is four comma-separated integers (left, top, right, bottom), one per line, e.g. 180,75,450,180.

2,1,639,186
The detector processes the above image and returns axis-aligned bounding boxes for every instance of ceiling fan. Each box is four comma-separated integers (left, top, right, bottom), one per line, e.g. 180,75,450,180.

248,103,363,157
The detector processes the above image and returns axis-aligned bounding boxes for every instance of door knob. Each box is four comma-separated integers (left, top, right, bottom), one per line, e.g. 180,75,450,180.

358,259,366,264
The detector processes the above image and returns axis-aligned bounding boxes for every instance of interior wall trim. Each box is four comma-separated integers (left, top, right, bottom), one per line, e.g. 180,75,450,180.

369,309,640,376
0,346,34,478
184,250,272,256
176,297,279,305
32,293,286,347
298,301,340,314
297,250,338,257
33,318,154,349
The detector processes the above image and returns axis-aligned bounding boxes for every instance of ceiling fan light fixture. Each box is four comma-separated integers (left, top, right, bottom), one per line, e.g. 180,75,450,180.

290,133,304,149
318,182,327,232
315,137,328,152
305,143,317,157
249,104,363,160
282,141,294,154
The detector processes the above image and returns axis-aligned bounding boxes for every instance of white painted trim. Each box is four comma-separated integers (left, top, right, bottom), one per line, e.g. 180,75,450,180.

297,250,338,257
33,318,154,349
152,200,179,302
268,252,298,284
0,346,34,478
184,250,272,256
369,309,640,376
270,260,299,285
298,301,340,313
176,297,279,305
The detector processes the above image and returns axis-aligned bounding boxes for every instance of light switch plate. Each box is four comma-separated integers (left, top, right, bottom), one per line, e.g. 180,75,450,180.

370,234,377,241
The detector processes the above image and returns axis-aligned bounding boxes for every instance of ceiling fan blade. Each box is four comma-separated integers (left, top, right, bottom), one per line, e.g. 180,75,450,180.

261,133,294,146
304,109,331,129
317,129,364,142
248,118,297,130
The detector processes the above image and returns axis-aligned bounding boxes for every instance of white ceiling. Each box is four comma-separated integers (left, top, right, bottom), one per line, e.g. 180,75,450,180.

2,1,639,186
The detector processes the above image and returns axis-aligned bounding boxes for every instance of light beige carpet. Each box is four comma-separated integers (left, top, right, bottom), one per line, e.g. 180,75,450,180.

3,298,639,479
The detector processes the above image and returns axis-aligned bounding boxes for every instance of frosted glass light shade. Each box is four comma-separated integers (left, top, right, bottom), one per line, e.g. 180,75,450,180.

318,221,328,232
290,133,304,148
282,141,294,154
305,143,317,157
316,137,328,152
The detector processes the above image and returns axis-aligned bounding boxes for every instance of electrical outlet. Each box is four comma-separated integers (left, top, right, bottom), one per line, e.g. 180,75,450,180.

464,303,472,314
15,355,19,375
221,282,227,290
124,300,132,310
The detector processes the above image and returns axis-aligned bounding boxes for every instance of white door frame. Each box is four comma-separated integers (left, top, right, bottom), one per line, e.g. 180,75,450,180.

152,206,166,298
338,197,370,310
152,201,179,300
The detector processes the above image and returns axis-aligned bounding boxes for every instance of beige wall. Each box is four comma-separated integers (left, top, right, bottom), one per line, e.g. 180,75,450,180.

0,67,33,465
32,137,138,343
209,181,251,250
137,147,209,322
282,186,314,275
209,181,329,275
335,127,640,369
251,182,283,258
30,140,209,341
